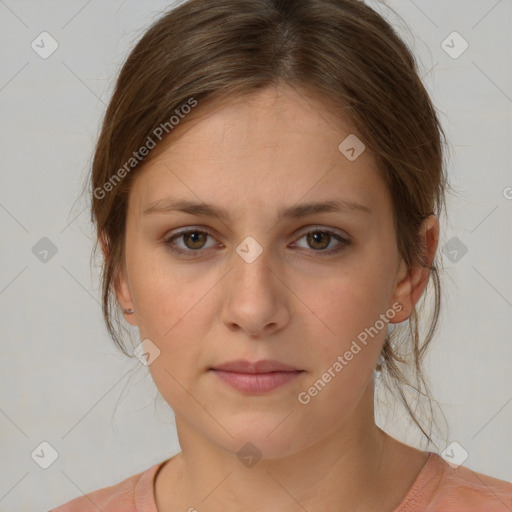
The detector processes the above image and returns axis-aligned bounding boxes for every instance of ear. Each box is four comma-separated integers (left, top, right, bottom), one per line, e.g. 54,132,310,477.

390,215,439,323
100,233,138,326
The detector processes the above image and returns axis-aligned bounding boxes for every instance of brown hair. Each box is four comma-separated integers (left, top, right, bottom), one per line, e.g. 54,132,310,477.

85,0,449,447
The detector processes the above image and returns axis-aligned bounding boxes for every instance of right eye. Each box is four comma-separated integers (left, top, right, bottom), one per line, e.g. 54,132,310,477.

164,227,220,256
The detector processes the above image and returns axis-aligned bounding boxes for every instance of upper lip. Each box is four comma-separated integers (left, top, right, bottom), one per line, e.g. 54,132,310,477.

210,359,302,373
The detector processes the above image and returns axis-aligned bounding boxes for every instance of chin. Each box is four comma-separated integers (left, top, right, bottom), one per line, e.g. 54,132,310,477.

211,417,304,462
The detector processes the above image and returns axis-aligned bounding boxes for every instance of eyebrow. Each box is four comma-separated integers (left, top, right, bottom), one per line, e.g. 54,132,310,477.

143,197,371,221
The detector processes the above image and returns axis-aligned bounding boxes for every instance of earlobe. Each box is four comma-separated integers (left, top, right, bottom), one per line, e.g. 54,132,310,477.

390,215,439,324
101,233,138,325
115,264,138,325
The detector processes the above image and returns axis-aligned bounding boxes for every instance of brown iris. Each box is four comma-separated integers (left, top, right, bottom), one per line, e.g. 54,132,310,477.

182,231,208,250
306,231,331,250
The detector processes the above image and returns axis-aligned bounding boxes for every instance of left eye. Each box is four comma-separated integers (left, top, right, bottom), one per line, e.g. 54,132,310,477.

292,230,349,253
164,227,350,256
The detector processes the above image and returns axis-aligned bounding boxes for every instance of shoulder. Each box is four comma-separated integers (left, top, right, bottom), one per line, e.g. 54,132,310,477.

436,458,512,510
48,460,164,512
405,452,512,511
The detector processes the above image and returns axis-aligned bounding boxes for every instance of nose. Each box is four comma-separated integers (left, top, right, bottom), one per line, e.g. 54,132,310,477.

221,244,290,337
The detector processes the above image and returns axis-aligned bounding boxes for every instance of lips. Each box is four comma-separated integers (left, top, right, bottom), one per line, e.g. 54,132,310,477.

209,359,305,393
210,359,302,374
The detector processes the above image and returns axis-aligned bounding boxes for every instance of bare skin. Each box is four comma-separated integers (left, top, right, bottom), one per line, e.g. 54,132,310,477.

153,431,428,512
110,84,439,512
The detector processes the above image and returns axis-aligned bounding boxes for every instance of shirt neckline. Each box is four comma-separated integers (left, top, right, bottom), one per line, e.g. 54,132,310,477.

135,451,441,512
391,451,443,511
134,456,171,512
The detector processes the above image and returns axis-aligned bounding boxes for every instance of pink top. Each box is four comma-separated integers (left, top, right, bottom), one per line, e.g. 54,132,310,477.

49,452,512,511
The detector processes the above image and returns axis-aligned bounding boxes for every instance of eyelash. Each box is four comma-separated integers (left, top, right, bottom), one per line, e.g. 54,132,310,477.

163,226,351,257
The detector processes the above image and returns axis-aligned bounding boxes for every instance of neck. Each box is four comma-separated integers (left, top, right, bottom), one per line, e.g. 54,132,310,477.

160,383,415,512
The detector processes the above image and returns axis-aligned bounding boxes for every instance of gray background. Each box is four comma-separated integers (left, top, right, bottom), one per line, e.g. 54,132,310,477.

0,0,511,510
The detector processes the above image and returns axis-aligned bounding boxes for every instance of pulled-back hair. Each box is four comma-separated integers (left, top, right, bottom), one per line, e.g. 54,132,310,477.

86,0,448,446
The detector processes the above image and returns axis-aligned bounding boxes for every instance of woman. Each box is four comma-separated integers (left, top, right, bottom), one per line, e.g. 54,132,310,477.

51,0,512,510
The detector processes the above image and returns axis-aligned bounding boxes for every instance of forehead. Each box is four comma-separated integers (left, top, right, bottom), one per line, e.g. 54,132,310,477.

128,85,389,219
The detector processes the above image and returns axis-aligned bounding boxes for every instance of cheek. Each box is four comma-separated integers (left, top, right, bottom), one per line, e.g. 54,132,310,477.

292,283,385,431
296,261,394,393
127,252,219,389
303,262,393,343
127,245,214,337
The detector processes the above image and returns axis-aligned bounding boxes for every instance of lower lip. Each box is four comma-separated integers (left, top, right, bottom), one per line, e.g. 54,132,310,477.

210,369,304,393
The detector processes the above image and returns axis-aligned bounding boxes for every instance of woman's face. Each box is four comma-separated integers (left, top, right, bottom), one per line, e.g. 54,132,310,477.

116,85,413,458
